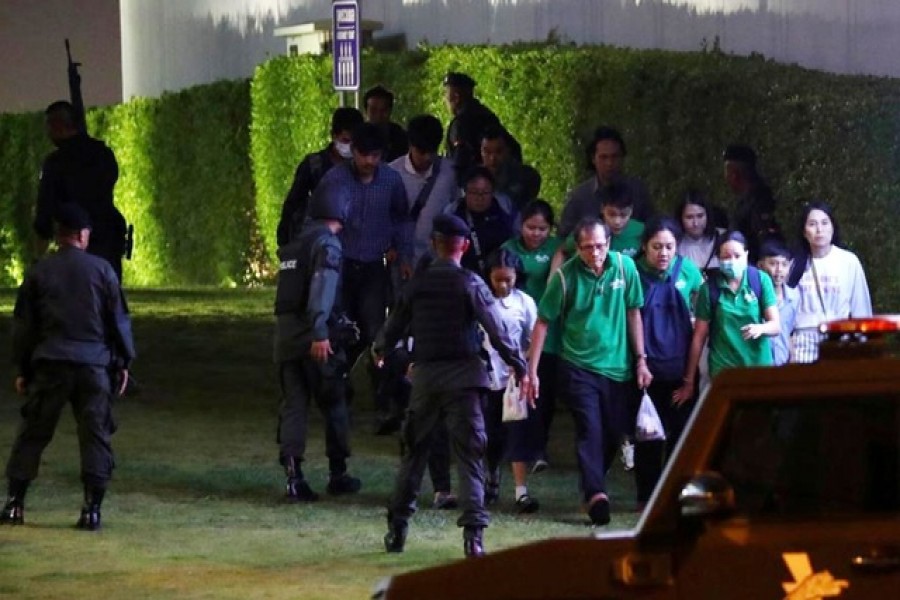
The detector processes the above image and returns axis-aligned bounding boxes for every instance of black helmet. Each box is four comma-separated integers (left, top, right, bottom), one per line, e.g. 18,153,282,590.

307,187,347,224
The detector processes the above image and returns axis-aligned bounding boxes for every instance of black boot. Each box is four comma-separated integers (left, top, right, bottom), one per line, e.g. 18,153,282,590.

282,456,319,502
384,513,408,553
0,479,29,525
76,487,105,531
463,527,485,557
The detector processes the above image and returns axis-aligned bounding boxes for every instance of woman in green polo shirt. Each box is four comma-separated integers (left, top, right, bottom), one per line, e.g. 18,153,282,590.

502,200,562,471
674,231,780,404
634,217,703,507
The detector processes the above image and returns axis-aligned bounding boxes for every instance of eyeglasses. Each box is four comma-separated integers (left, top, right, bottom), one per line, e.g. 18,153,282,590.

579,242,608,252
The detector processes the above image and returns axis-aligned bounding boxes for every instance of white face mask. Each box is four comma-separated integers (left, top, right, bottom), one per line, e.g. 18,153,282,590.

335,141,353,158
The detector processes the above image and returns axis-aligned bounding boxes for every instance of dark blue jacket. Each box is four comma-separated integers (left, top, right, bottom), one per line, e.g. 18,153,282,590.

13,246,135,381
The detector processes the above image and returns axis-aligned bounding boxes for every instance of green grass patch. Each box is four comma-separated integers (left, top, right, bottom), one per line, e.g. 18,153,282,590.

0,288,639,599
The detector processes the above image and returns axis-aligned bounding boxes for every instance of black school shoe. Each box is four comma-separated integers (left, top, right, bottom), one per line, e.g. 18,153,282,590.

588,495,611,526
515,494,540,514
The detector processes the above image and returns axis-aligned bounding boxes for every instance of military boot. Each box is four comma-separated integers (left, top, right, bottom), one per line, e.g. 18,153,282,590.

384,513,408,553
463,527,485,558
76,487,105,531
282,456,319,502
0,479,29,525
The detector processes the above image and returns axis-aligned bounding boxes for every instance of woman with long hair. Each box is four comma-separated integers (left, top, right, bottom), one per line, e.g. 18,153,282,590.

675,189,726,274
786,201,872,363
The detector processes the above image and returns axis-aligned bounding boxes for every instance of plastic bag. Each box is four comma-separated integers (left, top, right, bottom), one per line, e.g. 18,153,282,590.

635,390,666,442
501,377,528,422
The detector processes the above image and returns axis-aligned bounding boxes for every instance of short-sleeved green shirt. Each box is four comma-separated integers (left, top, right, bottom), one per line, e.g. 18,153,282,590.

538,251,644,381
563,218,645,259
695,268,777,377
636,255,704,314
502,236,563,354
609,219,644,258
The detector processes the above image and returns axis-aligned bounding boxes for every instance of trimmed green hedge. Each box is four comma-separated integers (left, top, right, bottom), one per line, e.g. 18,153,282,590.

0,112,49,284
2,45,899,309
1,80,255,287
252,45,900,309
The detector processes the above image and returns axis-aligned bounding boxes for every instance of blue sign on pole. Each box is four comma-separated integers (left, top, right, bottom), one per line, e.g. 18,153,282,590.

332,0,360,91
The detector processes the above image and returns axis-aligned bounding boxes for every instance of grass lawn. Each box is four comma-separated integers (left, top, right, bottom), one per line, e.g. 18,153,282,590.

0,288,640,599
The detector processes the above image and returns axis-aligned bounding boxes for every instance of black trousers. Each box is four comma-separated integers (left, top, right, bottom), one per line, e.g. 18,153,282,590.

277,353,352,475
341,258,388,359
388,386,488,530
6,362,116,489
558,361,633,503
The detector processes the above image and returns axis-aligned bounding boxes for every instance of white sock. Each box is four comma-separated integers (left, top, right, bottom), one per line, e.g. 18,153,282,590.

515,485,528,500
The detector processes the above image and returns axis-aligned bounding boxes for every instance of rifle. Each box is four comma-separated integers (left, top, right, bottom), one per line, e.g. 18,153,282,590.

65,39,88,134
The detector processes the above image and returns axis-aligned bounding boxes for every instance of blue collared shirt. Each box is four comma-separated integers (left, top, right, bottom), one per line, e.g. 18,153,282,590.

320,162,414,263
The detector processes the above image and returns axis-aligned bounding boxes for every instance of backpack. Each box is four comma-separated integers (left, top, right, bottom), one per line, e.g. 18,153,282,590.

707,266,763,337
639,256,693,381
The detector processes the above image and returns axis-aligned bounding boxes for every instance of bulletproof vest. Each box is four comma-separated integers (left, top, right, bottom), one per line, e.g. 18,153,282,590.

273,223,332,316
407,262,481,362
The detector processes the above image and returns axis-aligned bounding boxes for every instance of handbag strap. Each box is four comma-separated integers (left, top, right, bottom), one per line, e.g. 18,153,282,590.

464,209,486,272
409,157,441,221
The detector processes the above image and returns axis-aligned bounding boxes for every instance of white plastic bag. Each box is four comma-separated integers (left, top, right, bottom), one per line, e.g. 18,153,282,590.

501,377,528,422
635,390,666,442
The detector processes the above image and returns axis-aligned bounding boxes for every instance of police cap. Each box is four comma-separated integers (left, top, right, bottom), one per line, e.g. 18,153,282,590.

723,144,757,166
442,72,476,91
54,203,92,231
432,214,470,239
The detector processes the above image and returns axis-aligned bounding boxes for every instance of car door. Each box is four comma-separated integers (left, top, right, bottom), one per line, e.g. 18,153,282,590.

675,378,900,599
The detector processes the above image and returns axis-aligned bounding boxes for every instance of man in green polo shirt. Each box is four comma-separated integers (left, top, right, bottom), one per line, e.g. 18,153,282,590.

528,217,652,526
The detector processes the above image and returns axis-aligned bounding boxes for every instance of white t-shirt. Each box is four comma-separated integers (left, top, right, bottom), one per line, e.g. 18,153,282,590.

389,155,459,262
482,289,537,391
794,245,872,329
678,231,723,271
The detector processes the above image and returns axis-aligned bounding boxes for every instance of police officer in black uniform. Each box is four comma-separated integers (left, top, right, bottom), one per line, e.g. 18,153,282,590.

375,214,530,557
2,204,135,530
274,189,362,502
443,72,506,185
34,101,128,282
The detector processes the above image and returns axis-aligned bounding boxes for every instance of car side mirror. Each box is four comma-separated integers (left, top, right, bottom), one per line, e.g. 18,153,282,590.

679,472,736,518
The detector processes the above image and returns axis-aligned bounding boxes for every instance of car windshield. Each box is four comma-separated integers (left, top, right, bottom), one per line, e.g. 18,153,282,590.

710,393,900,518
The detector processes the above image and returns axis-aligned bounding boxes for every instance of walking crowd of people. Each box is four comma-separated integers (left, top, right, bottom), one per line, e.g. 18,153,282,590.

268,73,874,556
2,76,874,559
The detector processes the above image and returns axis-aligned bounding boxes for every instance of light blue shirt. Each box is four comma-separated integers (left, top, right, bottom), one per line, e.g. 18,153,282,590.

772,284,799,366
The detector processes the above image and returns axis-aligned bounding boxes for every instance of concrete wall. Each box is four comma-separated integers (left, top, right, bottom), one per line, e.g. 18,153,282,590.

120,0,900,100
0,0,121,113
